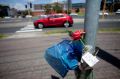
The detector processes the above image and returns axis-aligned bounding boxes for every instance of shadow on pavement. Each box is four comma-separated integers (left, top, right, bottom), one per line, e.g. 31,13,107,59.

97,47,120,69
51,75,60,79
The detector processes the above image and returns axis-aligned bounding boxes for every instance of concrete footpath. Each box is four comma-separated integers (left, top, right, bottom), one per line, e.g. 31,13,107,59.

0,33,120,79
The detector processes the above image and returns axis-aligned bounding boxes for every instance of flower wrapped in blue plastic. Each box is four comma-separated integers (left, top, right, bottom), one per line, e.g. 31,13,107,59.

44,40,83,77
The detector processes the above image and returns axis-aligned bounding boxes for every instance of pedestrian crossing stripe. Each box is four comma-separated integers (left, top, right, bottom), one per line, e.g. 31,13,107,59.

16,29,42,33
16,24,42,33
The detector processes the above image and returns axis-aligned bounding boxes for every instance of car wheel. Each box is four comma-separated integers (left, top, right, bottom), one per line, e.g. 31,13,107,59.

38,23,44,29
64,22,70,28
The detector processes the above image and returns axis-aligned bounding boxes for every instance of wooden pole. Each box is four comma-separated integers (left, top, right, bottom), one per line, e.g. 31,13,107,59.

102,0,106,19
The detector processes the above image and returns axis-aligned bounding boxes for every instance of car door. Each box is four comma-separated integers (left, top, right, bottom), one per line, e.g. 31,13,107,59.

54,15,64,26
47,15,56,26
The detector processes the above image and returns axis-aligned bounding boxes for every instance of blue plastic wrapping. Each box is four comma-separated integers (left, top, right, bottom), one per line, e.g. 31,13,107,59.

72,40,83,61
44,40,83,77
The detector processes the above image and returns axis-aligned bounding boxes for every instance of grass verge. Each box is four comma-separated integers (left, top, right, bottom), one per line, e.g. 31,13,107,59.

78,12,85,16
45,28,120,35
45,30,68,34
0,34,8,39
99,28,120,33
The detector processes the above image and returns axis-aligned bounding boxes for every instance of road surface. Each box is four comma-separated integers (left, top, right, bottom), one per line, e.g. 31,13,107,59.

0,20,120,34
0,15,120,34
0,33,119,79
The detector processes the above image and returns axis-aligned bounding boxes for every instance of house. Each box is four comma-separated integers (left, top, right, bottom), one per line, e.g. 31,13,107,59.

32,4,45,16
32,2,86,16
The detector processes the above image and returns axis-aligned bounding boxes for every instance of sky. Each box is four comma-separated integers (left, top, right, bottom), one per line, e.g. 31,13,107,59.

0,0,86,10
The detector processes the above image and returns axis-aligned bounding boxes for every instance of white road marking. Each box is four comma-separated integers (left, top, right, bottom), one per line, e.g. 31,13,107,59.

16,24,42,33
7,24,43,38
16,29,42,33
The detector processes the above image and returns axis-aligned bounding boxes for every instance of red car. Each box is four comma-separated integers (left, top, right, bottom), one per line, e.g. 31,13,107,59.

34,13,73,29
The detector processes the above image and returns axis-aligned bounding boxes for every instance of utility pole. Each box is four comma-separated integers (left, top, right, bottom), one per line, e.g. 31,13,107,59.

66,0,72,14
84,0,101,53
102,0,106,19
27,2,31,15
113,0,115,12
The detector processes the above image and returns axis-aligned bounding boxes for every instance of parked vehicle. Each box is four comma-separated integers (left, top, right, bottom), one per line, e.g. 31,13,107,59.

4,16,11,19
70,13,78,16
99,11,109,15
34,13,73,29
26,15,32,18
40,14,47,18
70,13,79,18
115,9,120,14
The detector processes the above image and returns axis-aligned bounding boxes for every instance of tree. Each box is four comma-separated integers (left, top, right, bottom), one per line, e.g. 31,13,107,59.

44,4,52,14
76,8,80,13
52,3,62,13
64,10,71,14
0,4,10,17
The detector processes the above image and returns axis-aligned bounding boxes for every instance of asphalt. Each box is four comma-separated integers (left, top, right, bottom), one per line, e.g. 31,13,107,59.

1,18,120,34
0,33,120,79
